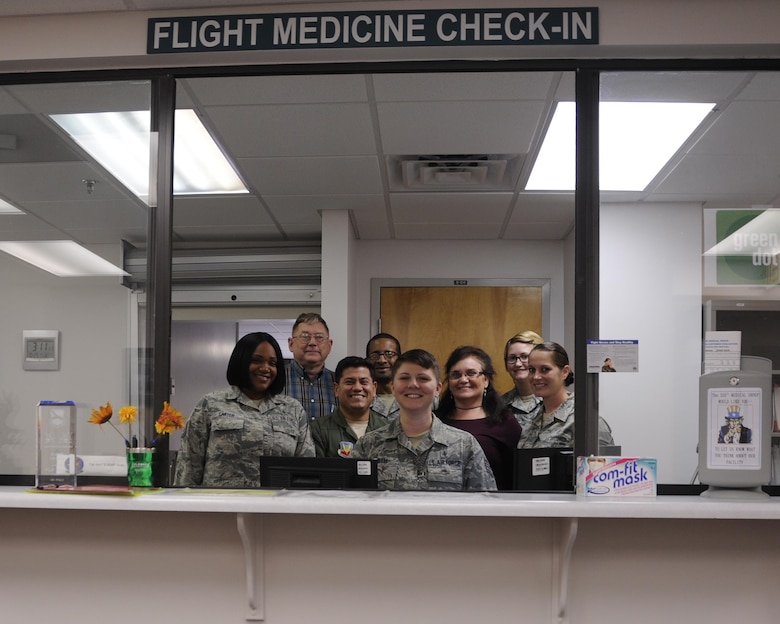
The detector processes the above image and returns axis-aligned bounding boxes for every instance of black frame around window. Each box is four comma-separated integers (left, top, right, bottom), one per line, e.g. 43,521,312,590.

3,57,780,483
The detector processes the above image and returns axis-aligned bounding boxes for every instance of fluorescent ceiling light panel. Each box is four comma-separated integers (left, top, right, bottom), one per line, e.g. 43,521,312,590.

526,101,714,191
0,197,23,214
0,240,129,276
50,109,248,201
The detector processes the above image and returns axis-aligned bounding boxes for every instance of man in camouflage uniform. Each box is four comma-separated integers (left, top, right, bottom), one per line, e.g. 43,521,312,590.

366,332,401,419
518,394,614,449
310,356,388,458
351,348,496,491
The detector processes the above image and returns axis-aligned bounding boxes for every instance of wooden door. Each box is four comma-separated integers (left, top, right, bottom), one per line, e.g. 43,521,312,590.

379,285,544,394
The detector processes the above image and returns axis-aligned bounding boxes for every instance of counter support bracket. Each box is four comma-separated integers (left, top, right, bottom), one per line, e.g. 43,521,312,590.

552,517,578,624
237,513,265,621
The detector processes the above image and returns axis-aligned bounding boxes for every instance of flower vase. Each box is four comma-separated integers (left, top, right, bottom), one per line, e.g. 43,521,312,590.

127,447,156,488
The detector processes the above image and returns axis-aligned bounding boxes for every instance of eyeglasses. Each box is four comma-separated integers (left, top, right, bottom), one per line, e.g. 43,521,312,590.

447,369,484,381
293,332,329,344
367,350,398,361
505,354,530,364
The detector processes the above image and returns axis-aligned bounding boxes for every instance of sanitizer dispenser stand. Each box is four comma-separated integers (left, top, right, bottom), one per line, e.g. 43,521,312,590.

698,356,773,498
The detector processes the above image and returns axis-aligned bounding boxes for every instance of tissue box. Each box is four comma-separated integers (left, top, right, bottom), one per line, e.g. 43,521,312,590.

576,456,657,496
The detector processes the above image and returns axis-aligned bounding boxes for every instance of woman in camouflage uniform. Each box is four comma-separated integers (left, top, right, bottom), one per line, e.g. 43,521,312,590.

175,332,314,487
520,342,614,449
351,349,496,491
501,330,544,433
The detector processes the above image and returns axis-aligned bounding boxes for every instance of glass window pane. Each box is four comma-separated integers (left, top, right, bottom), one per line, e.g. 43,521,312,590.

0,80,151,476
598,71,780,484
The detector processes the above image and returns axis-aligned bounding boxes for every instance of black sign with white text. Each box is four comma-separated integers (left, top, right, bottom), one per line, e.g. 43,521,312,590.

147,8,598,54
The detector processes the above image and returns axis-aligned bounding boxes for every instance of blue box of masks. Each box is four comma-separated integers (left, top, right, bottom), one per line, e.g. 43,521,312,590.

576,456,657,496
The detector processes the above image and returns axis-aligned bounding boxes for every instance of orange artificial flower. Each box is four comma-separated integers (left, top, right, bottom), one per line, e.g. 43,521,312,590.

89,402,114,425
89,402,137,447
118,405,138,424
155,401,185,435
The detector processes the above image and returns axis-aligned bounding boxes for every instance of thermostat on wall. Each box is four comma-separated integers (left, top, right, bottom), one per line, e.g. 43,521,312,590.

23,330,60,371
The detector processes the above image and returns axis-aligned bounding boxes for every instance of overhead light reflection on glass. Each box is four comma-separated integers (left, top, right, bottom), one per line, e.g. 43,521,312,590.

0,240,129,277
526,101,714,192
50,109,248,201
0,197,24,214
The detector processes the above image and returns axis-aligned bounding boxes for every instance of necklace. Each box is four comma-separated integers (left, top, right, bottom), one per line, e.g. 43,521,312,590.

455,405,482,410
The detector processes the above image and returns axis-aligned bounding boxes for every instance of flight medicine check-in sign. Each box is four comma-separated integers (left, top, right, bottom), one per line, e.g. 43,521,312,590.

147,7,599,54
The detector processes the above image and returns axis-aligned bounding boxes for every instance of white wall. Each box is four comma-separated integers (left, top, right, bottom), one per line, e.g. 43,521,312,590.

322,210,357,359
599,202,703,483
0,250,132,473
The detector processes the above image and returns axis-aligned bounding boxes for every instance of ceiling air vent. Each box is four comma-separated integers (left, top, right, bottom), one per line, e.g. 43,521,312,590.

387,154,523,192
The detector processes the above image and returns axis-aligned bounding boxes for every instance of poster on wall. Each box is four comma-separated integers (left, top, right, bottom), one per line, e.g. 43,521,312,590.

706,387,762,470
703,208,780,287
586,339,638,373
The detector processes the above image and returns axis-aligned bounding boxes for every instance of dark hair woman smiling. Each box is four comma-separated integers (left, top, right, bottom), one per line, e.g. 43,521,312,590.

436,345,522,490
175,332,314,488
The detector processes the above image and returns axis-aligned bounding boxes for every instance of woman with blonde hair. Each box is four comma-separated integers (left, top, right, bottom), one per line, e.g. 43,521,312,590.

502,330,544,431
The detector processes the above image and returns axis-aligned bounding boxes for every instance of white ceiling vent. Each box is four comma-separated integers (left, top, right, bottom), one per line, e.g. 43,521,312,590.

388,154,524,192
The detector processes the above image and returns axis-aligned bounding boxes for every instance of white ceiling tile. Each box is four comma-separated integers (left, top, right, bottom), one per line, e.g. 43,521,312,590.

184,74,368,106
205,103,377,157
509,194,574,223
267,207,323,227
23,198,146,230
265,194,385,225
0,88,32,114
737,73,780,100
242,156,383,195
67,227,148,245
377,100,543,154
390,192,513,222
372,72,557,102
0,162,133,202
688,101,780,156
0,214,68,239
173,195,274,227
8,82,151,115
655,153,780,197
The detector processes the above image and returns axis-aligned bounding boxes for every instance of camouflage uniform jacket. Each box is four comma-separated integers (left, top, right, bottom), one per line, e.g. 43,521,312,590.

518,393,615,449
369,395,400,419
502,387,542,433
310,406,388,458
174,386,315,487
351,415,497,491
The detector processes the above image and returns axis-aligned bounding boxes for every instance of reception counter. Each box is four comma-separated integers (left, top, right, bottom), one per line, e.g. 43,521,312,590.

3,485,780,518
1,487,779,623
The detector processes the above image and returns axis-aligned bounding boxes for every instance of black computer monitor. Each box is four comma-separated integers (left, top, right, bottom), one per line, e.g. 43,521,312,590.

259,456,379,490
513,447,575,491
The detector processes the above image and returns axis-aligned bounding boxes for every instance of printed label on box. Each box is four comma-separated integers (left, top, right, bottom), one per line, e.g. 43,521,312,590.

577,457,657,496
531,456,551,477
